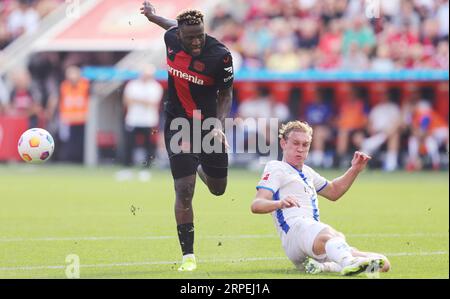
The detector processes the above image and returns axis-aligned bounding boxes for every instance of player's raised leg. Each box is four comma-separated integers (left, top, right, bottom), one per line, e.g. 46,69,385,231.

197,142,229,196
197,165,227,196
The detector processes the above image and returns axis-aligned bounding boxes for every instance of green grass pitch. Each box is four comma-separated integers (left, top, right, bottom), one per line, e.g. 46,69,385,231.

0,165,448,279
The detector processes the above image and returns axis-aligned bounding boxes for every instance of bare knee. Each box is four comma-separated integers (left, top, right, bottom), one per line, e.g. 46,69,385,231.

313,228,344,256
313,233,334,256
207,178,227,196
210,184,226,196
175,177,195,203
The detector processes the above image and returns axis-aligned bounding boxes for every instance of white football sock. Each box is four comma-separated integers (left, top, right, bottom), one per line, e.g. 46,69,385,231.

322,262,342,273
182,254,195,262
324,237,354,267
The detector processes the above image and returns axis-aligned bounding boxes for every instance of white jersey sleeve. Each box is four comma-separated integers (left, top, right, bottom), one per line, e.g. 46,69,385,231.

256,161,285,194
305,165,328,193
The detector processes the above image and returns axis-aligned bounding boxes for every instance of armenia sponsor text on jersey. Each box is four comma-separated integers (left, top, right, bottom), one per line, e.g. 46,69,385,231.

164,27,234,119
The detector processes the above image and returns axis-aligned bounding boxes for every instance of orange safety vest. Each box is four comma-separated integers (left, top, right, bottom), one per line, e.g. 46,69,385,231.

337,100,367,130
59,78,90,125
413,109,448,132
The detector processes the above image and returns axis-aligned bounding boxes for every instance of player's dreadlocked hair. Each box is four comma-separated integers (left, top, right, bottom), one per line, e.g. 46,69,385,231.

279,121,313,140
176,9,204,26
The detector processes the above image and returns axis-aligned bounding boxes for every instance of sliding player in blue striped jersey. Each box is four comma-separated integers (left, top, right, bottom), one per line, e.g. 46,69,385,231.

251,121,390,276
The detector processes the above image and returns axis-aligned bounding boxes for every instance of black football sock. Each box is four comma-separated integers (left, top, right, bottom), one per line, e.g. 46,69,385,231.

177,223,194,256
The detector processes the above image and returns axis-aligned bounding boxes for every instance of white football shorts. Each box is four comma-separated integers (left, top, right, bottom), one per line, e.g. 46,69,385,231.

280,217,330,267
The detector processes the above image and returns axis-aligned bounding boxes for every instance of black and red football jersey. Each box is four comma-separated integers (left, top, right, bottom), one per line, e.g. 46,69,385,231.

163,26,234,119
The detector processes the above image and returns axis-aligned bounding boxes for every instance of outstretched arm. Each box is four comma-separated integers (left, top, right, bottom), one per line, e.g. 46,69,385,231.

251,189,299,214
318,151,371,201
140,1,177,30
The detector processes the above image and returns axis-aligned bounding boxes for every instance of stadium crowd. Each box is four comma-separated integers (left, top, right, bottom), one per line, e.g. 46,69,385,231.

0,0,64,49
208,0,449,71
0,0,448,171
228,83,448,172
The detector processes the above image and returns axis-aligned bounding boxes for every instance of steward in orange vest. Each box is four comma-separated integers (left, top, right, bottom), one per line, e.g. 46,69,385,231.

59,67,90,125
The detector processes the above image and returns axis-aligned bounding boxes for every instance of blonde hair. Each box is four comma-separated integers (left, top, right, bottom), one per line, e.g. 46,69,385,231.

279,121,313,140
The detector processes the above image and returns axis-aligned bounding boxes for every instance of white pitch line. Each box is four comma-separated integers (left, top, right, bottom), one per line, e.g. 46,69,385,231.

0,232,447,243
386,251,448,257
0,235,274,242
0,251,447,272
347,233,449,238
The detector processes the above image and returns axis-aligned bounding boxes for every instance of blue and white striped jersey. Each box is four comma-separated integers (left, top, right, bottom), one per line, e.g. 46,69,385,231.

256,160,328,235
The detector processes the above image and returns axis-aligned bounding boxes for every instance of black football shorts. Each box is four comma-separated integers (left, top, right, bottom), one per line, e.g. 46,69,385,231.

164,114,228,180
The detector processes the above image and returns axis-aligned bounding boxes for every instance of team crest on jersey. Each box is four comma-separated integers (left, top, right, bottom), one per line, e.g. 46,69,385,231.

223,55,231,64
193,60,205,72
262,173,270,181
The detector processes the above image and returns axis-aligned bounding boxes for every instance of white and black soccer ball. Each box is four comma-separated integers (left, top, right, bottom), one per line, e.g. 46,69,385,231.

17,128,55,163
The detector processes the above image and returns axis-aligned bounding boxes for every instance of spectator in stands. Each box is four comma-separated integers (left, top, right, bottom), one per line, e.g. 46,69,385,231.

0,10,12,49
303,88,334,168
237,86,274,154
407,100,449,170
436,0,449,39
319,0,346,23
266,39,304,72
57,65,89,163
380,20,420,68
420,18,441,58
317,19,343,69
344,0,364,19
1,0,62,49
393,0,421,29
361,92,402,172
434,40,449,69
241,18,274,60
208,0,448,72
6,67,42,128
209,3,234,31
341,41,369,71
28,52,59,117
295,17,319,50
236,86,289,167
341,16,376,56
371,45,396,72
335,89,368,168
240,42,265,70
122,64,163,179
7,0,40,39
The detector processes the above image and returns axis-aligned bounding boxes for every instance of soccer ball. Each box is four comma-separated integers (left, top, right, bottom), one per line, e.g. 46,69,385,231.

17,128,55,163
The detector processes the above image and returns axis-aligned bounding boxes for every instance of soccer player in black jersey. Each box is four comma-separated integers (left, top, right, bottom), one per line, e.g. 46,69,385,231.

141,1,234,271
